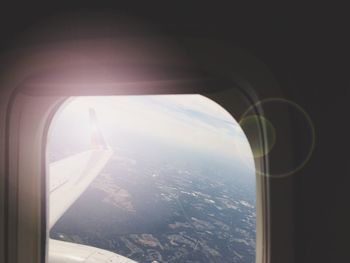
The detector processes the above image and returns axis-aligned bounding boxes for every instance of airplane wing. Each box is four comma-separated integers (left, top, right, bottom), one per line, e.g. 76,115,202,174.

49,239,136,263
48,108,137,263
49,108,113,228
49,148,113,228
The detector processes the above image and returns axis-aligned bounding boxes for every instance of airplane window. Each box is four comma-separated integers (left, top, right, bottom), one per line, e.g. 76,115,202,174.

47,95,256,263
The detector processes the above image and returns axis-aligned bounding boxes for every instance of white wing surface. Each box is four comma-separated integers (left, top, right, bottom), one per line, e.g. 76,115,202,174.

49,148,113,228
49,239,136,263
48,108,137,263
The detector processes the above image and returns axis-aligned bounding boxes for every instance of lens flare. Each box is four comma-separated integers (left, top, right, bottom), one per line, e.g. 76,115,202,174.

240,98,316,177
239,115,276,158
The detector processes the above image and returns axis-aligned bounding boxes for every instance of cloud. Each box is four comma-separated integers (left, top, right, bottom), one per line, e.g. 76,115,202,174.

53,95,254,162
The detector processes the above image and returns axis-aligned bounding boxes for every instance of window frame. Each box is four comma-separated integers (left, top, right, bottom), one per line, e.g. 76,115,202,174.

1,38,293,263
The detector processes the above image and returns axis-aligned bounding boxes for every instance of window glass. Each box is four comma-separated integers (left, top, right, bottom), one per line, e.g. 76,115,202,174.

48,95,256,263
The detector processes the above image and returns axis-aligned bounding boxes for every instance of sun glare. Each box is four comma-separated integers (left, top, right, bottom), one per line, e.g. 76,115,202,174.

58,95,254,167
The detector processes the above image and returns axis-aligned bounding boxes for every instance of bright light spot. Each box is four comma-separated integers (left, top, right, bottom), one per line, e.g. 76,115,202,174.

52,95,254,165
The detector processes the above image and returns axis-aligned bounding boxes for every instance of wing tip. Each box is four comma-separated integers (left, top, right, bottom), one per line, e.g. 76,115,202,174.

89,108,109,150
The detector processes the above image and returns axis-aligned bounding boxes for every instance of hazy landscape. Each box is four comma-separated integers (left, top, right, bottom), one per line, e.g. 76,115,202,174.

49,95,256,263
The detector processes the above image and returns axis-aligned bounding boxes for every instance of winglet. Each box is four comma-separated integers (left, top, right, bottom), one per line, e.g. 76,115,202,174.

89,108,109,150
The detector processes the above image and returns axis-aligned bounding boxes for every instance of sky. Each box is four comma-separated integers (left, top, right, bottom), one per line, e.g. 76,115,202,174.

49,95,254,168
